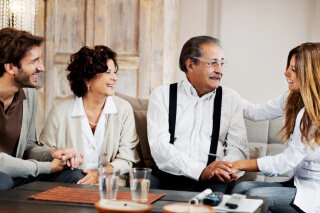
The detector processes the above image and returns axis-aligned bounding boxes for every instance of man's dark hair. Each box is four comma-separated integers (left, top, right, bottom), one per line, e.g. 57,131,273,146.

179,36,220,72
66,45,118,97
0,27,44,77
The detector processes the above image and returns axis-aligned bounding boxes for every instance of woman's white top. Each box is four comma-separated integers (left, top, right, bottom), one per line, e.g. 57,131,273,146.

241,91,288,121
242,92,320,213
74,96,117,170
257,108,320,213
40,95,139,174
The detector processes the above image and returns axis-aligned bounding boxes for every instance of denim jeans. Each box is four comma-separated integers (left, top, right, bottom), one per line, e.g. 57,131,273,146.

231,180,304,213
12,169,85,188
0,172,14,190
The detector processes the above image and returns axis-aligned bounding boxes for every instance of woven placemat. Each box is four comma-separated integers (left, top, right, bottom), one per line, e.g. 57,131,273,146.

28,186,165,205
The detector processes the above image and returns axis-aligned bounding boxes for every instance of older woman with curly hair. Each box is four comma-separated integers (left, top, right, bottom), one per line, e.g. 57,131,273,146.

40,45,139,185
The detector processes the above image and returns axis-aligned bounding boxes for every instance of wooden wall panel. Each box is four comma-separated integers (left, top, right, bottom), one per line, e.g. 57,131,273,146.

105,0,139,55
39,0,179,128
116,69,138,97
94,0,140,96
45,0,87,116
34,0,46,136
55,0,86,53
138,0,179,98
138,0,152,98
54,64,72,97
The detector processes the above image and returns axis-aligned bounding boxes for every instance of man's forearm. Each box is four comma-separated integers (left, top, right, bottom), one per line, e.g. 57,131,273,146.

0,153,51,177
24,145,53,161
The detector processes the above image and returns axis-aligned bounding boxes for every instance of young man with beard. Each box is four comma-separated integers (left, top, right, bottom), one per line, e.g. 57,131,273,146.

147,36,249,192
0,28,84,190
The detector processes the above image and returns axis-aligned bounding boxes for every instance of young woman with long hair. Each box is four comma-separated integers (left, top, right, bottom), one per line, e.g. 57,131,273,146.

232,43,320,213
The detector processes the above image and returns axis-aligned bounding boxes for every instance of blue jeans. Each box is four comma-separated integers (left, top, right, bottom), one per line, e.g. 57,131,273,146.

12,169,84,187
0,172,14,191
231,180,304,213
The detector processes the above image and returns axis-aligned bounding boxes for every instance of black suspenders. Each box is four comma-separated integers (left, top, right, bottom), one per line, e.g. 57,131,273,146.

169,83,178,144
168,83,222,166
207,86,222,164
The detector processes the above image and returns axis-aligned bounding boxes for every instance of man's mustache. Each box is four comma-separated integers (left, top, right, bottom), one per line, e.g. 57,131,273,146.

209,74,223,79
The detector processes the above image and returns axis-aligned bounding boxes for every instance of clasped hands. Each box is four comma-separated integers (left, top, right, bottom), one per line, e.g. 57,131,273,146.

200,161,241,183
50,149,114,185
50,148,83,173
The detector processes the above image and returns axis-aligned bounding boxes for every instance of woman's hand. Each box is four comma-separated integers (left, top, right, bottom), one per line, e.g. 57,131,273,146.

66,153,84,170
51,148,84,169
231,159,259,172
77,169,99,185
230,161,241,174
104,164,114,171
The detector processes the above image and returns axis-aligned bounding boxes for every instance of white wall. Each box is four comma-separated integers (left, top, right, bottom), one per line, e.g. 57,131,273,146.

178,0,320,102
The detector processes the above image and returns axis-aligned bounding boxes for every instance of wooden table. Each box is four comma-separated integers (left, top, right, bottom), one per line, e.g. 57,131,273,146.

0,181,266,212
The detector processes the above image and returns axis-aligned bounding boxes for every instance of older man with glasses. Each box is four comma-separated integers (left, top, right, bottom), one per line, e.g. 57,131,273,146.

147,35,249,193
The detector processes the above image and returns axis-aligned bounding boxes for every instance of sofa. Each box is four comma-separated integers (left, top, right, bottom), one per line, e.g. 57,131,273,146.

118,93,290,183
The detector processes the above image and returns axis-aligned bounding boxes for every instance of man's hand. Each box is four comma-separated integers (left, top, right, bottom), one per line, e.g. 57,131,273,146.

77,170,99,185
200,166,215,181
200,161,237,183
50,159,66,173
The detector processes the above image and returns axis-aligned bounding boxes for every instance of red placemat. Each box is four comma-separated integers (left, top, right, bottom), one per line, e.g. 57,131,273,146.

28,186,165,205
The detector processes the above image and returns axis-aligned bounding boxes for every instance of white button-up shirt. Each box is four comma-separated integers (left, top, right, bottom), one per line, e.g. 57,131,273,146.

147,79,249,180
258,108,320,213
242,95,320,213
71,96,117,170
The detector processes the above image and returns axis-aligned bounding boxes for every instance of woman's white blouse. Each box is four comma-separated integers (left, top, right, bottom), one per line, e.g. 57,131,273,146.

73,96,117,170
257,108,320,213
241,91,288,121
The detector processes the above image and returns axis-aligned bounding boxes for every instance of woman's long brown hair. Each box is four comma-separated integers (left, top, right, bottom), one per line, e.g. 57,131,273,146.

281,43,320,146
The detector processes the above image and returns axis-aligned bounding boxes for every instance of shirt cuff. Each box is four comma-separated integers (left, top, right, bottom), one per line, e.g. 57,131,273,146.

257,156,270,173
37,161,51,175
185,161,206,180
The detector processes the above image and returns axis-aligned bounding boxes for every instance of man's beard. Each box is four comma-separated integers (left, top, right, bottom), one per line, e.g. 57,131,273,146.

14,69,36,88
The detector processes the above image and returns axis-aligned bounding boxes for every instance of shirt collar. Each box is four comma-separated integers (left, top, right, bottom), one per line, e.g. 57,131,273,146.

71,96,117,117
182,78,215,100
0,89,27,110
103,96,117,114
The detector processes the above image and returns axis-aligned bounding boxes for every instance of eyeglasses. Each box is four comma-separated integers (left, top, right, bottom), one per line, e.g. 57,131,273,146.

193,57,226,68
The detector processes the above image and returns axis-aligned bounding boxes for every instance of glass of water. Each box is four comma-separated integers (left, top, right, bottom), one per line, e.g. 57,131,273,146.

129,168,152,203
99,167,120,201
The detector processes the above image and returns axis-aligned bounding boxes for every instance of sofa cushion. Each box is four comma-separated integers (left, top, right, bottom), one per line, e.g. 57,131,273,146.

268,117,284,144
116,93,155,168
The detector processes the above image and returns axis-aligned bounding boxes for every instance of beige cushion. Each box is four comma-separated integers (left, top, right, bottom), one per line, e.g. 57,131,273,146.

116,93,155,168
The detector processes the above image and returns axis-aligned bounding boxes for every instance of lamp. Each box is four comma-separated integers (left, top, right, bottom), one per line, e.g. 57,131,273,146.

0,0,38,33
